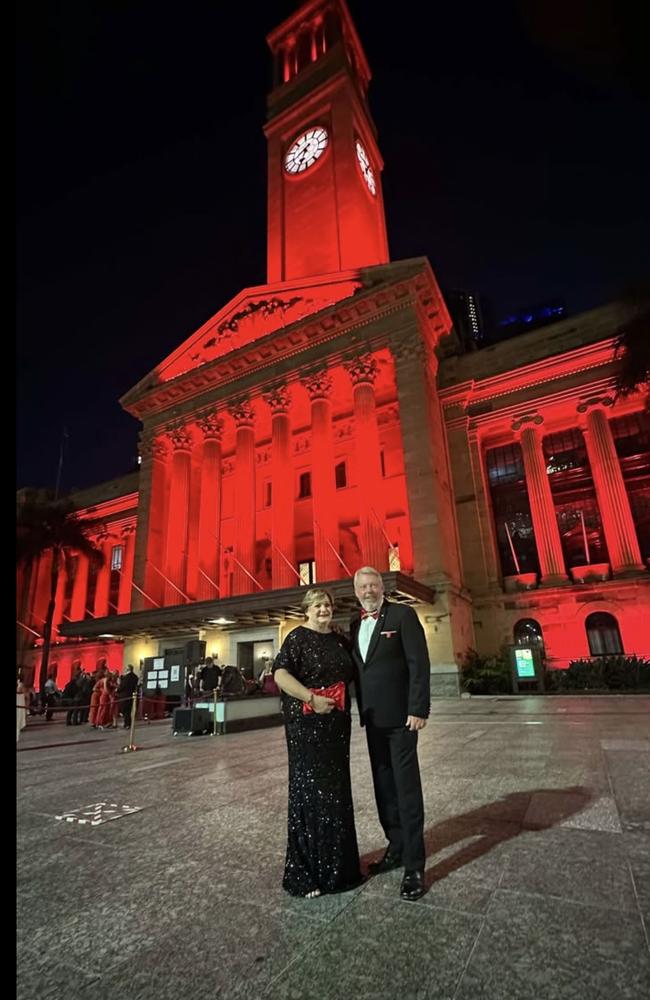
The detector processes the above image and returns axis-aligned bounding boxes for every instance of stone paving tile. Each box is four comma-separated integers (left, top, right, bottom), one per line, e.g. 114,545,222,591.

453,889,650,1000
499,844,637,913
629,859,650,923
258,893,483,1000
16,696,650,1000
76,900,325,1000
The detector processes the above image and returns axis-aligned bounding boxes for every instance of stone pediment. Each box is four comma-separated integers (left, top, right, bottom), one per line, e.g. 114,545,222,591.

144,273,363,387
120,259,452,420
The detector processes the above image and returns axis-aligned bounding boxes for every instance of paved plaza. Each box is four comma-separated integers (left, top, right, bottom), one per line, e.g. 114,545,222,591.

17,696,650,1000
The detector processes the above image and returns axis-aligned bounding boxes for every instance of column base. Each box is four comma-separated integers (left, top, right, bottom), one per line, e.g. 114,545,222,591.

610,564,647,578
504,572,538,593
570,563,610,584
539,573,569,587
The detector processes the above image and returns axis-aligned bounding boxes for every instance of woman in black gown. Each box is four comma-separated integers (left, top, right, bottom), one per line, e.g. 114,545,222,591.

273,588,362,898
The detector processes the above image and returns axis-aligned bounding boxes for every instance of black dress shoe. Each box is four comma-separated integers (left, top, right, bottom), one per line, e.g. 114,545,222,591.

400,870,425,901
368,849,402,875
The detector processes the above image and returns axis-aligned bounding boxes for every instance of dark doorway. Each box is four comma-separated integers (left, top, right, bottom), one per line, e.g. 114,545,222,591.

237,642,255,679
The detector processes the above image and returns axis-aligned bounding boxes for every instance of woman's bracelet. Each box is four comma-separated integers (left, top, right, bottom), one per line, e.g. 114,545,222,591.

305,692,314,707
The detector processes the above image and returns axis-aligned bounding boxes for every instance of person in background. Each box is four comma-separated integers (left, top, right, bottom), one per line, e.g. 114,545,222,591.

16,673,27,743
118,665,140,730
43,675,58,721
199,656,221,695
258,660,279,695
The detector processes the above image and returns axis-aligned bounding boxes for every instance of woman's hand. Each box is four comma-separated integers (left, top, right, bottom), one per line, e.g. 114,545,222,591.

312,694,336,714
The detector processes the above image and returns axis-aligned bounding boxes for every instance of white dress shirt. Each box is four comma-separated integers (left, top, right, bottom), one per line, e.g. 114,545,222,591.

358,600,383,662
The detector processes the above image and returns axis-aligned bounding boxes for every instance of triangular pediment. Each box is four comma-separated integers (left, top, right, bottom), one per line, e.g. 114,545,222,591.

147,272,364,388
120,259,452,418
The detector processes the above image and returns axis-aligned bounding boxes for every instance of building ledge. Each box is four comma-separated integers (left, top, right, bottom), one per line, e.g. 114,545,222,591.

58,572,436,640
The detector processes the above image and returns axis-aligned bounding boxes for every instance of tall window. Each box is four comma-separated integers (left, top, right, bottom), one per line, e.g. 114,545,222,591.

586,612,623,656
263,480,272,508
298,471,312,499
388,544,401,571
109,544,123,614
543,429,608,568
513,618,544,649
610,412,650,562
486,443,539,576
335,461,347,489
298,559,316,585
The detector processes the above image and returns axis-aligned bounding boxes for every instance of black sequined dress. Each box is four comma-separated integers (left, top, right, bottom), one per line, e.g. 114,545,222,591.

273,626,361,896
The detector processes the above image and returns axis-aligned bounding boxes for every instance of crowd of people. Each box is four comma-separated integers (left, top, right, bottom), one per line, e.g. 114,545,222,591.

17,654,280,738
16,663,141,733
184,657,279,701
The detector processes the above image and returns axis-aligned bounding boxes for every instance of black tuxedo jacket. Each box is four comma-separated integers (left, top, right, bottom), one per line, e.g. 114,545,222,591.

350,600,430,728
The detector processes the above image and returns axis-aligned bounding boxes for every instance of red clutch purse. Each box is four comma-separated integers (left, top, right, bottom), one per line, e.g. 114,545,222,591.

302,681,346,715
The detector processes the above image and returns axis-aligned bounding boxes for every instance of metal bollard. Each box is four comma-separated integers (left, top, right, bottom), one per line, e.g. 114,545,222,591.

122,691,139,753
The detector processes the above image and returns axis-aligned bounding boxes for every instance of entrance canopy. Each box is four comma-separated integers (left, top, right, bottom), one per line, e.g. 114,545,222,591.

58,572,436,640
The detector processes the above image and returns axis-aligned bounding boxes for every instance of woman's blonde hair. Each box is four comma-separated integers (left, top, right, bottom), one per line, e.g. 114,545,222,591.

301,587,335,615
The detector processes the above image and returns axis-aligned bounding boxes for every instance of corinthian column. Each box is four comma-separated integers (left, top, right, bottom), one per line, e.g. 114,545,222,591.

93,531,113,617
346,354,388,570
163,426,193,604
303,371,341,582
70,553,89,622
132,433,168,610
518,422,568,584
196,415,224,600
264,386,296,589
230,401,257,594
580,402,644,573
118,524,136,614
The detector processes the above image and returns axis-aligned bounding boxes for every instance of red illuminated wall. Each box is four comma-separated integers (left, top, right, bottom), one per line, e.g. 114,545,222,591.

135,348,413,609
16,490,137,688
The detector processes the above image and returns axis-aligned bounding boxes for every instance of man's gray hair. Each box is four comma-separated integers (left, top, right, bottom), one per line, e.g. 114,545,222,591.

353,566,383,587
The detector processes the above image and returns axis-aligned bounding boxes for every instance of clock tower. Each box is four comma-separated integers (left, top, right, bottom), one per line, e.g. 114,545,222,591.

265,0,390,283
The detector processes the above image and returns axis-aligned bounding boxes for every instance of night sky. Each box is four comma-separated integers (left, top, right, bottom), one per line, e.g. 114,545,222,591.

16,0,648,493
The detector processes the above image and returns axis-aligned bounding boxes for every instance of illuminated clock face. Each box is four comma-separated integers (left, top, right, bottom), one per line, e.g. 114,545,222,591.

355,139,376,195
284,127,329,174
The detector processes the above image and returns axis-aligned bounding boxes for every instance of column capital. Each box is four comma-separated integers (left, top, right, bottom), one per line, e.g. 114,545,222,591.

197,414,224,441
344,354,379,387
577,394,615,414
95,524,111,545
166,426,193,452
387,328,426,365
302,369,333,402
229,399,255,428
264,384,292,415
512,412,544,433
138,430,167,461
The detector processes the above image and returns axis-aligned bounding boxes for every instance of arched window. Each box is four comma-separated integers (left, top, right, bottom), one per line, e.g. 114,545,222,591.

586,612,623,656
513,618,544,648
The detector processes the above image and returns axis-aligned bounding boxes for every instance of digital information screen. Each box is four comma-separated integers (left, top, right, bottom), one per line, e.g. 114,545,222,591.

515,648,536,679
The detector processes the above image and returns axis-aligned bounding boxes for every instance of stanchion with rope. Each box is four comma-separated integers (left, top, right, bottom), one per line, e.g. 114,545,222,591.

122,691,139,753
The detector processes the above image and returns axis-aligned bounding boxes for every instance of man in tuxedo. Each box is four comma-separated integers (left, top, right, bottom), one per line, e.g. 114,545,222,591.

351,566,430,901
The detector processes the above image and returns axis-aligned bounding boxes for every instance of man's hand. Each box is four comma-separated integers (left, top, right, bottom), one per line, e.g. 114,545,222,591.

406,715,427,732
